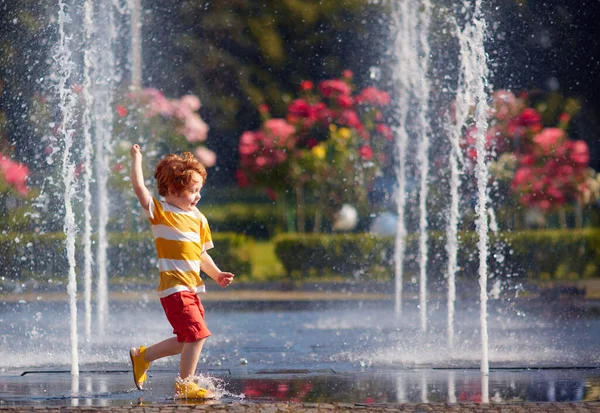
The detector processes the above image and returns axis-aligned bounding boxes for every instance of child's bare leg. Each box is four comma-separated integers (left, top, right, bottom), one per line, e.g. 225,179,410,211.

144,337,185,362
179,338,206,379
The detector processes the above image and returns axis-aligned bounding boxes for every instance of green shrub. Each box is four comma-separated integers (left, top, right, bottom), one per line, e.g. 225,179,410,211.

273,233,395,280
0,231,253,284
273,229,600,282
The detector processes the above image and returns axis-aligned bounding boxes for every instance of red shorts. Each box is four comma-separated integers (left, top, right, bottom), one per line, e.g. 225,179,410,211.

160,291,211,343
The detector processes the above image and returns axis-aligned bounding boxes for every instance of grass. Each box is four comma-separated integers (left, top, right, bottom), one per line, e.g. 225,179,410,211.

249,240,286,281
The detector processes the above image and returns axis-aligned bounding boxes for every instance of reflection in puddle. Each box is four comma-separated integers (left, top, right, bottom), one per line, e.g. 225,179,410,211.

1,368,599,405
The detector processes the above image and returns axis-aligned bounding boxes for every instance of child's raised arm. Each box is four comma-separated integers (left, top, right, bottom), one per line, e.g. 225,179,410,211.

130,144,151,211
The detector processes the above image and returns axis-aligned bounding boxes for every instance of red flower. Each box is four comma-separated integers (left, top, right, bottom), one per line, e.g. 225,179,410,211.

287,99,315,119
313,102,334,126
300,80,314,91
342,69,353,80
358,145,373,160
115,104,128,117
258,103,270,115
336,94,353,108
518,108,542,131
558,112,571,123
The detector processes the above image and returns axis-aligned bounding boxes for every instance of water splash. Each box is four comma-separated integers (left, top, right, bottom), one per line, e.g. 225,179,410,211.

175,374,244,401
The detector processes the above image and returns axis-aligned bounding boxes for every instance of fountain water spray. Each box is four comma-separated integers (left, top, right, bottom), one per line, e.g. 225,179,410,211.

94,1,120,337
392,0,492,375
54,0,80,376
414,0,432,332
456,0,492,376
82,0,96,344
47,0,131,373
391,0,433,322
390,1,411,316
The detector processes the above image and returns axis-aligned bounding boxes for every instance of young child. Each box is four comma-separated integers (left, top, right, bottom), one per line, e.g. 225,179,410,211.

128,144,234,399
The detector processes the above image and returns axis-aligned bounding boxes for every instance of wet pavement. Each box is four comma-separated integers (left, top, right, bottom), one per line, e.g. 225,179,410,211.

2,287,600,411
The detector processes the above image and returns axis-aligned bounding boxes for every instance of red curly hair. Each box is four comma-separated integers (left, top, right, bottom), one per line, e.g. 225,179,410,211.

154,152,207,197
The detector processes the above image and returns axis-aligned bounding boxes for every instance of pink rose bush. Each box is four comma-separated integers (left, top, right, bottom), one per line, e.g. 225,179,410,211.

464,90,599,215
115,88,215,167
237,71,395,231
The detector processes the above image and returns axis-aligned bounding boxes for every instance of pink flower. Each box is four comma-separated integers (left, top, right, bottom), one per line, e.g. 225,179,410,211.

342,70,353,80
318,79,351,98
180,95,201,111
355,86,391,107
194,146,217,168
239,131,260,156
264,119,295,143
534,128,565,155
0,155,29,196
337,109,362,129
143,88,173,116
376,124,394,141
569,140,589,166
179,113,209,143
512,166,533,188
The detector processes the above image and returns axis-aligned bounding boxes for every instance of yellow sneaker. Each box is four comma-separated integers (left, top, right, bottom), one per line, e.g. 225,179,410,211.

129,346,150,390
174,380,213,399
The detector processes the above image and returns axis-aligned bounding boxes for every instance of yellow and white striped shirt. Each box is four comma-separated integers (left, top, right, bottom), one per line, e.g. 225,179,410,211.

146,196,213,297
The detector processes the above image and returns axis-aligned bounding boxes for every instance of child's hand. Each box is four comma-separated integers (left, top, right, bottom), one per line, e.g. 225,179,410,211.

130,144,142,157
216,272,234,288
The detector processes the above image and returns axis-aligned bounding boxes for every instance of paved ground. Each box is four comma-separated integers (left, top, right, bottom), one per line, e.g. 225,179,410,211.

1,402,600,412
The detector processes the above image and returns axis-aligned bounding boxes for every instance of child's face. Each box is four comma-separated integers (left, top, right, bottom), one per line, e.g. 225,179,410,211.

165,172,204,211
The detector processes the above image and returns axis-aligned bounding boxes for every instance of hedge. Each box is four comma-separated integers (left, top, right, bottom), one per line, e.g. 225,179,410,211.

0,231,253,284
273,229,600,282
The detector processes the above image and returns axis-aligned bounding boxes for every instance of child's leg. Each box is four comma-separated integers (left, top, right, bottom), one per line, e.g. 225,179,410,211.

179,338,206,379
144,337,185,362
